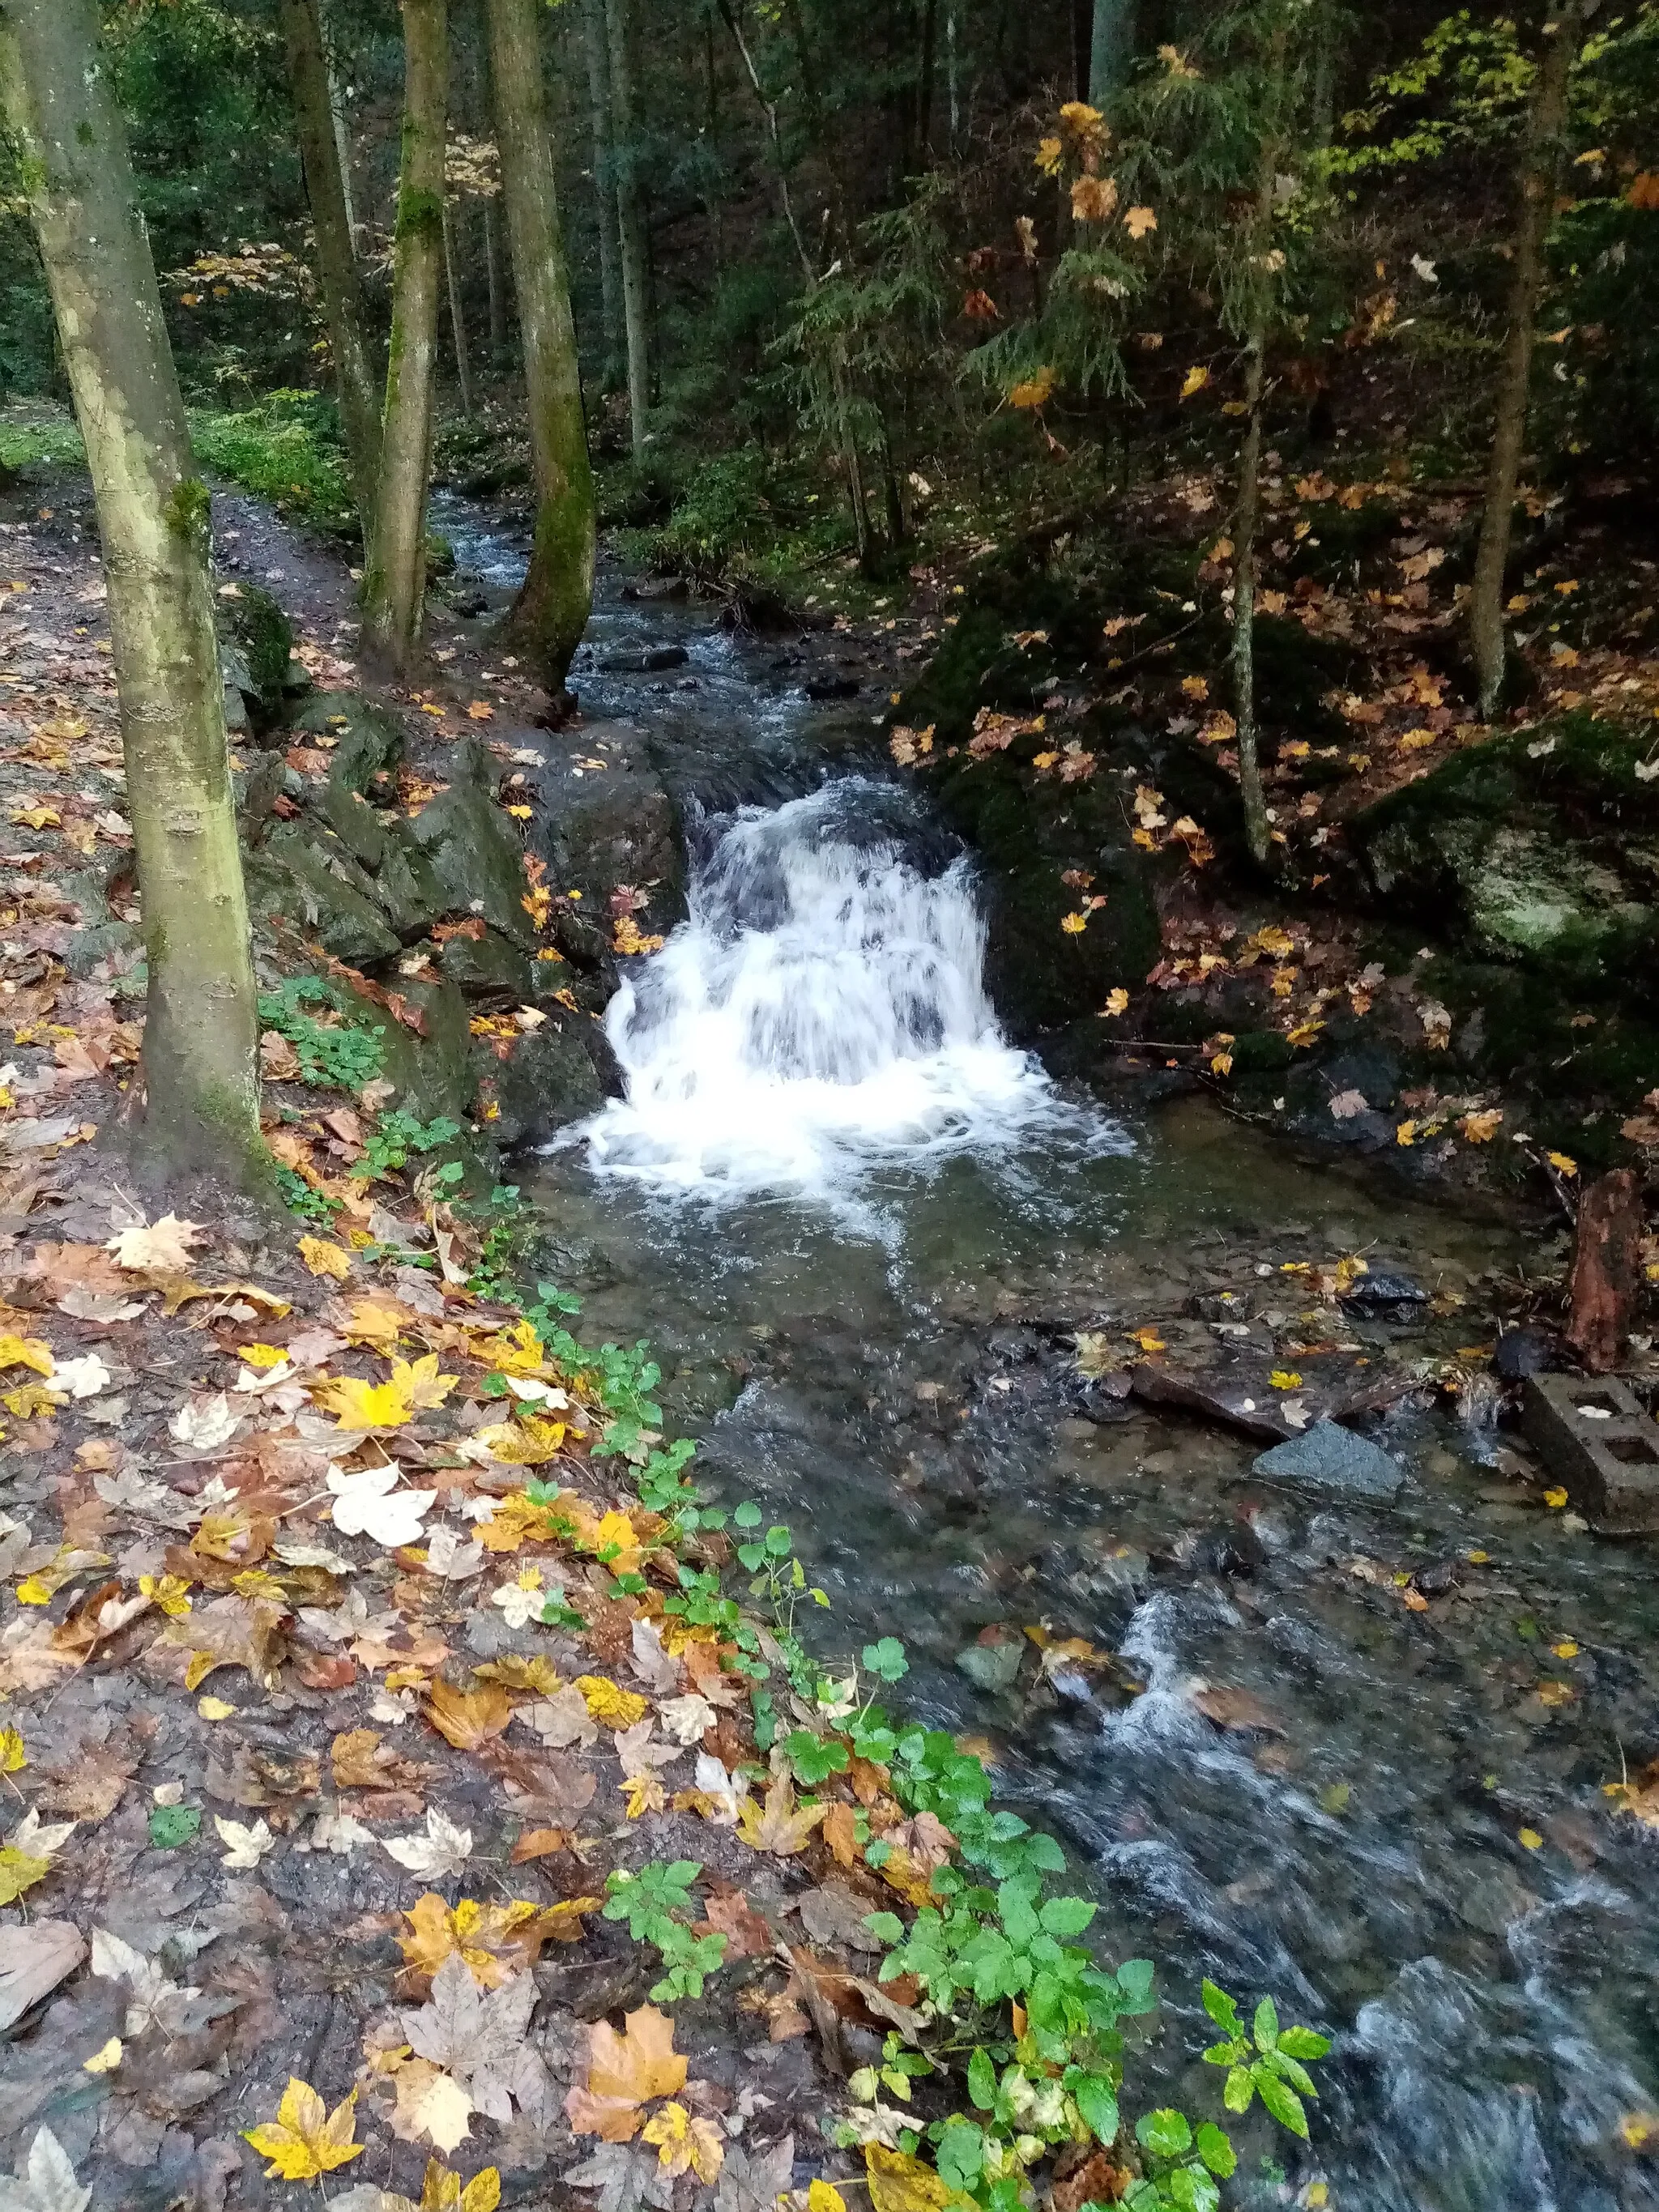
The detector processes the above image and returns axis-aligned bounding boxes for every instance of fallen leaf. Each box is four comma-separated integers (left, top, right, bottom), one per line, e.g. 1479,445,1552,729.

213,1814,276,1869
642,2102,724,2184
298,1236,352,1281
243,2078,366,2182
565,2005,688,2142
737,1763,829,1856
400,1953,536,2124
0,2127,91,2212
0,1922,86,2033
384,1809,475,1881
424,1677,514,1751
328,1463,437,1547
1192,1685,1284,1734
105,1214,204,1272
866,2142,961,2211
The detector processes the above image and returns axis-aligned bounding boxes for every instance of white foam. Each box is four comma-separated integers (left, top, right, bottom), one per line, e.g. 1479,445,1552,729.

574,782,1090,1203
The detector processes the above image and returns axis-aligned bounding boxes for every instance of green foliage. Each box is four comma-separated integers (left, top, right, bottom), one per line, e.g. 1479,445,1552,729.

0,418,84,470
1199,1980,1331,2140
257,976,385,1090
603,1862,727,2002
189,393,354,531
272,1164,339,1223
351,1110,463,1181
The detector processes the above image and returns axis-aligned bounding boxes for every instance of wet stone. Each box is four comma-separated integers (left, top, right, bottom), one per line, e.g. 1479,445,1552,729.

1252,1420,1406,1503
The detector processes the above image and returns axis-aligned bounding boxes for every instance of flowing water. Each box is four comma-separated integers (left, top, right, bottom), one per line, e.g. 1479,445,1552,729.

443,505,1659,2212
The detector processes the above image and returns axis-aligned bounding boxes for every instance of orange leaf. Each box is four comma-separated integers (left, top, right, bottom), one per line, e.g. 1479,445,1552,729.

564,2005,688,2140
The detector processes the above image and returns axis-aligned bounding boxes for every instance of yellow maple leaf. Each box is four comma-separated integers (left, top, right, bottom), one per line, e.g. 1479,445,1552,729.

810,2186,850,2212
1124,205,1158,238
1269,1370,1303,1391
471,1416,567,1466
575,1675,649,1728
1543,1486,1568,1509
0,1333,54,1379
0,1845,51,1907
1007,366,1057,410
1034,134,1064,175
392,1353,458,1411
1546,1151,1578,1177
1060,911,1089,936
0,1727,26,1771
237,1342,291,1369
1101,987,1130,1016
309,1374,413,1430
298,1235,352,1281
243,2079,366,2181
1180,364,1210,399
579,1508,643,1573
624,1771,667,1819
138,1573,194,1617
474,1319,546,1377
642,2101,725,2183
466,701,495,720
3,1383,58,1418
1460,1110,1502,1143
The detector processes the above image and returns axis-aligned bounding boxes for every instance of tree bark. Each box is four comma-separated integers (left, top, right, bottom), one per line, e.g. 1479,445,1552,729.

1470,1,1579,720
0,0,264,1184
1087,0,1136,104
276,0,382,529
360,0,449,676
484,0,596,688
604,0,652,450
442,198,475,416
581,0,623,388
1567,1166,1641,1374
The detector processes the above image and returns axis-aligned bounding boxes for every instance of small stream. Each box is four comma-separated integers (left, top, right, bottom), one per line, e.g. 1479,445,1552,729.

443,499,1659,2212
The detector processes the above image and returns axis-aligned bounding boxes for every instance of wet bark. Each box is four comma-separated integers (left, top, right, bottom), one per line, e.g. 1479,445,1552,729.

0,0,265,1185
360,0,449,676
1470,2,1579,720
276,0,382,527
484,0,596,687
1567,1167,1642,1375
604,0,652,450
484,194,506,359
1230,139,1277,871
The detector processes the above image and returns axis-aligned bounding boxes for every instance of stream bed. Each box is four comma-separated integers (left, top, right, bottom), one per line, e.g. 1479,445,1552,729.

442,501,1659,2212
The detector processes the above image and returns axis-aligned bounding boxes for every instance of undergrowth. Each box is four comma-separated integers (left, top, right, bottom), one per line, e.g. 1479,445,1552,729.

491,1269,1332,2209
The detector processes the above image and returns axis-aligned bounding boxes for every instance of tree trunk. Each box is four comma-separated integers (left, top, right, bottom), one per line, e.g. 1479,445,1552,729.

604,0,652,451
324,14,358,238
1087,0,1136,104
1470,1,1579,720
276,0,382,528
1230,106,1279,872
360,0,449,676
442,198,475,416
484,0,596,688
1567,1166,1642,1374
0,0,264,1184
484,193,506,359
582,0,623,388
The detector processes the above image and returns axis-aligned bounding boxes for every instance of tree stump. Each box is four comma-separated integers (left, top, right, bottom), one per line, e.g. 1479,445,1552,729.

1566,1167,1643,1373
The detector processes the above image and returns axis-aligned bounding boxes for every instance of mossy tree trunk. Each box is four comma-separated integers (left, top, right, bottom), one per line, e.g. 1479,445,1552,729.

277,0,382,530
582,0,624,389
0,0,266,1184
485,0,595,688
604,0,652,451
361,0,449,676
1470,0,1579,721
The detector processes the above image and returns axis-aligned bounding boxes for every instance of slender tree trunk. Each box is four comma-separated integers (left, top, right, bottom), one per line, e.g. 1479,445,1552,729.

276,0,382,528
361,0,449,676
484,0,596,688
1088,0,1136,104
324,19,358,237
1471,0,1579,720
484,194,506,358
1230,87,1281,872
0,0,264,1183
946,0,960,150
604,0,652,450
1309,1,1337,151
442,198,475,416
918,0,938,153
582,0,623,388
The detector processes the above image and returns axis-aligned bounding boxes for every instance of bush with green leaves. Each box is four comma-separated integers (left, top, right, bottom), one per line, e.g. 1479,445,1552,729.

603,1861,728,2002
350,1109,463,1182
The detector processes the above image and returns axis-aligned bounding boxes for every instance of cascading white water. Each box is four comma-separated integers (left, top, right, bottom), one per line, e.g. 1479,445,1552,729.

577,782,1082,1200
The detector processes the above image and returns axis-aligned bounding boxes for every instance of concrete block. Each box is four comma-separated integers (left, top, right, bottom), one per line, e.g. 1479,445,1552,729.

1521,1371,1659,1532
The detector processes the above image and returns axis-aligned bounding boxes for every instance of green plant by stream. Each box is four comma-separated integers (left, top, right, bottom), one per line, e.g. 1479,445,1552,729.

488,1268,1331,2208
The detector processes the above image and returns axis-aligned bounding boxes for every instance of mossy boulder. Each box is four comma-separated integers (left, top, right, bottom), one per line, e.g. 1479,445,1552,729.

1353,713,1659,983
245,825,401,965
407,735,536,949
290,692,404,795
438,923,536,1008
217,581,305,727
350,969,477,1127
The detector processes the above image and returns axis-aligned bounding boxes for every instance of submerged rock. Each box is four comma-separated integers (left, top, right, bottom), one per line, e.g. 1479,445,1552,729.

1252,1421,1405,1503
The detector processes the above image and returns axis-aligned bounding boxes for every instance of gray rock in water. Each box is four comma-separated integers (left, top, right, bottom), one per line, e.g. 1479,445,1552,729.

1252,1421,1405,1503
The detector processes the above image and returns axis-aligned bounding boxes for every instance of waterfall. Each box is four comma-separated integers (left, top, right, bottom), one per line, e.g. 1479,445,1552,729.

575,781,1075,1200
